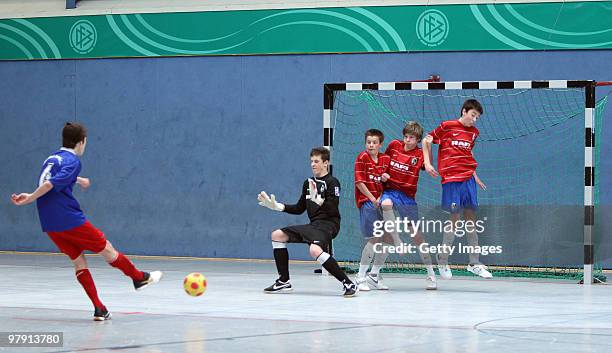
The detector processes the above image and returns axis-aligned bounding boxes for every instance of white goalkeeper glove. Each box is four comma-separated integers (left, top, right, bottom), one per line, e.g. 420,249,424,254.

258,191,285,211
308,179,324,206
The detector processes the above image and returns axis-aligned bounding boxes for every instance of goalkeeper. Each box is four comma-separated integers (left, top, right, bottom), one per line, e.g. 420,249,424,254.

257,147,358,297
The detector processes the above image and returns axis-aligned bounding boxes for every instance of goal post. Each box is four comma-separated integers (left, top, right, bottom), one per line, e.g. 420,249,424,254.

323,79,607,284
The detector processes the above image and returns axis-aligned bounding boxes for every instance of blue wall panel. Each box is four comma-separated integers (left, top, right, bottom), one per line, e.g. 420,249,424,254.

1,50,611,263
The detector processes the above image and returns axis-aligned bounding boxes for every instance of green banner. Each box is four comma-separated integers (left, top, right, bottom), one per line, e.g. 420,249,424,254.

1,2,611,60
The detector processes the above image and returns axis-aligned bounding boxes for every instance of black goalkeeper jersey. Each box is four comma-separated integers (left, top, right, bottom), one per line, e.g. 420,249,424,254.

283,173,341,229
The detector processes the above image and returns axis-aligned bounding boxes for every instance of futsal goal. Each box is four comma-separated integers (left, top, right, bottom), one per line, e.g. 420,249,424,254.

323,78,609,284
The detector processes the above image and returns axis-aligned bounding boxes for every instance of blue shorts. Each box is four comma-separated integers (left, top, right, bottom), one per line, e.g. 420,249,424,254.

359,201,382,238
380,189,418,221
441,176,478,213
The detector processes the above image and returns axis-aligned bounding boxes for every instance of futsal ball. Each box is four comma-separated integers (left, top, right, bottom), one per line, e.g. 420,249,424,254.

183,272,207,297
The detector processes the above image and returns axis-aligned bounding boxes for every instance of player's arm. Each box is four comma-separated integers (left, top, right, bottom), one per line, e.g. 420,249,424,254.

473,171,486,190
354,156,378,206
380,154,391,183
423,123,445,179
258,181,307,214
282,181,308,214
11,159,79,206
258,191,286,212
319,178,340,213
49,161,80,191
422,135,439,178
472,149,487,190
356,183,379,207
76,177,90,189
11,181,53,206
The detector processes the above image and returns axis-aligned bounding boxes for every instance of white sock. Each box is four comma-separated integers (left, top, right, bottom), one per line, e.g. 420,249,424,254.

358,242,374,278
316,251,331,265
370,265,382,275
425,264,435,276
467,231,481,265
358,265,369,278
438,231,455,265
417,248,435,276
370,251,388,275
382,208,401,246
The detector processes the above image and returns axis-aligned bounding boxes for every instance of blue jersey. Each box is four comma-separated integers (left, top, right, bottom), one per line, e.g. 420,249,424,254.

36,148,86,232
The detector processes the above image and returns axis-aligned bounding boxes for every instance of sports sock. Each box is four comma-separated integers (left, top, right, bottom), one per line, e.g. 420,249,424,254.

382,208,401,246
317,252,350,283
358,242,375,278
76,269,104,309
272,242,290,282
416,243,435,276
438,231,455,265
370,249,389,275
467,231,481,265
109,253,145,281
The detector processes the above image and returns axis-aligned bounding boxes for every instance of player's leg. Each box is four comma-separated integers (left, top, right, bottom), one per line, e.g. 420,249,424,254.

264,229,292,293
47,230,109,321
437,212,459,280
387,194,436,289
100,241,142,280
366,232,392,290
365,196,404,290
362,194,400,290
355,202,380,291
438,182,462,280
369,229,393,275
368,191,419,290
356,238,377,291
463,209,481,266
457,177,492,278
399,202,434,278
464,209,493,278
461,178,492,278
380,195,401,246
410,229,437,290
98,239,163,290
71,254,110,321
309,243,358,297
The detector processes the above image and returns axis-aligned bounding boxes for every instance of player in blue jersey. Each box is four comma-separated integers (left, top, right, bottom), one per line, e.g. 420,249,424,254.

11,122,163,321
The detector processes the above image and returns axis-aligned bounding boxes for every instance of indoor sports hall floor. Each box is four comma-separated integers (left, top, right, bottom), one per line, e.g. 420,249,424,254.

1,253,611,353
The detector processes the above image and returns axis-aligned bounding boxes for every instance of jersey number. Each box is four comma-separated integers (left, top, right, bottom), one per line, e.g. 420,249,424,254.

39,163,54,186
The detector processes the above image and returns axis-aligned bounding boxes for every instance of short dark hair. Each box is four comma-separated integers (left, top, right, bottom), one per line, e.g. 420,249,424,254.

461,99,483,115
402,121,424,142
365,129,384,143
310,147,330,162
62,122,87,148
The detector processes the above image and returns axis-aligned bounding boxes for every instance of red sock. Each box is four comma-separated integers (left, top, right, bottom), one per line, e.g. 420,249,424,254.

76,269,104,309
109,253,145,281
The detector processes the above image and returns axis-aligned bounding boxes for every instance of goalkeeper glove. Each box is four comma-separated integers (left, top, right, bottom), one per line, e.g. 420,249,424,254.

308,179,324,206
258,191,285,211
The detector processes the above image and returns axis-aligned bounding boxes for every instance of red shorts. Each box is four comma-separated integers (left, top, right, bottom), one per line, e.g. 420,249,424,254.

47,221,108,260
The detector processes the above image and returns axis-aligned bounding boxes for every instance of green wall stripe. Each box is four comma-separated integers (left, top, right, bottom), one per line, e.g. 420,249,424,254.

0,2,610,60
13,19,61,58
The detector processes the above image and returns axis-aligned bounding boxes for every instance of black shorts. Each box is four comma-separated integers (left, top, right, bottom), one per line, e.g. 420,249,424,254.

281,221,339,248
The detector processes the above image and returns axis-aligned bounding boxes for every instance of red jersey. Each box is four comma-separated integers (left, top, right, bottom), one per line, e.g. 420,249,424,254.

383,139,424,199
429,120,479,184
354,151,390,208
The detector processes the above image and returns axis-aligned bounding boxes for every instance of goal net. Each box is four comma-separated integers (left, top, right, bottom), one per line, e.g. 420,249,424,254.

324,80,607,282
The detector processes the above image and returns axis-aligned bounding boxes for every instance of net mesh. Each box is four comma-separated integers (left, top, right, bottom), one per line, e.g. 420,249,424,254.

330,86,607,280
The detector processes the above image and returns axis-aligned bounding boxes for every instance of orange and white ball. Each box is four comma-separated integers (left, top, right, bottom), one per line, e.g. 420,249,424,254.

183,273,207,297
